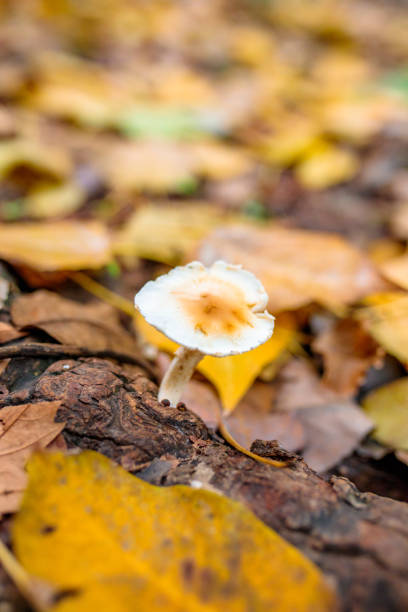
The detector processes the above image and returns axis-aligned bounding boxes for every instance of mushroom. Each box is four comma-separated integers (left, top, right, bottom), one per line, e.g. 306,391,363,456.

134,260,274,407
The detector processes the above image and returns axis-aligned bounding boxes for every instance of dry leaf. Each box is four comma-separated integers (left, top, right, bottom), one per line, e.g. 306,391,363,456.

136,311,296,413
295,145,358,189
27,52,131,127
363,378,408,452
113,203,234,265
389,201,408,239
101,141,195,193
379,252,408,290
0,322,26,344
357,292,408,363
25,182,85,219
225,382,306,452
296,402,373,472
258,117,321,166
197,224,383,312
189,141,253,180
313,319,382,395
271,359,373,470
273,359,341,411
11,290,138,355
0,221,111,271
0,139,72,181
0,401,63,514
13,451,336,611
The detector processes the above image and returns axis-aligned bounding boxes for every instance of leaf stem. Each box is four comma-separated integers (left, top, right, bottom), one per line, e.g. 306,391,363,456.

218,417,289,468
0,538,46,611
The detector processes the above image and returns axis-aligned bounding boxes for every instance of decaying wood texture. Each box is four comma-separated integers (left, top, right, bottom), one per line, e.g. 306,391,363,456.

1,354,408,612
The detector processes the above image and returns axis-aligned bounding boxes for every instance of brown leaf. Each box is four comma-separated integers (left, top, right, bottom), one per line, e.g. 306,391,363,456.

197,224,384,312
313,319,382,395
296,402,373,472
274,359,340,412
11,290,138,355
225,381,306,452
236,359,373,471
0,322,27,344
0,401,63,514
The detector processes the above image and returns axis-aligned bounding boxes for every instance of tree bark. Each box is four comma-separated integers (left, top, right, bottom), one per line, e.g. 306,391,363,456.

1,355,408,612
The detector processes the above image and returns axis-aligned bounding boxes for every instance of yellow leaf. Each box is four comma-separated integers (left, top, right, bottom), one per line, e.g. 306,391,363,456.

229,26,276,66
0,139,72,180
0,221,111,271
13,451,336,612
363,378,408,451
101,141,194,193
357,292,408,363
295,145,358,189
27,52,132,127
378,252,408,290
25,182,85,218
258,117,321,166
113,203,235,265
135,311,296,413
190,141,253,181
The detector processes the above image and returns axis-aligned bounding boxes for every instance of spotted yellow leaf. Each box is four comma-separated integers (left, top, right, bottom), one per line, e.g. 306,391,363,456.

12,451,336,612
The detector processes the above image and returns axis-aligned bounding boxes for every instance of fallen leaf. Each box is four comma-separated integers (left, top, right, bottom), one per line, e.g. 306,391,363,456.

357,292,408,363
0,221,111,271
389,201,408,239
225,382,306,452
0,401,63,514
11,290,138,355
363,378,408,452
296,402,373,472
189,141,253,180
117,106,217,140
313,318,382,395
24,182,85,218
13,451,336,611
101,141,195,193
0,322,26,344
197,224,383,312
270,359,373,470
0,139,72,181
295,145,358,189
27,52,132,128
136,311,296,413
273,359,341,411
113,203,234,265
378,252,408,290
258,116,321,166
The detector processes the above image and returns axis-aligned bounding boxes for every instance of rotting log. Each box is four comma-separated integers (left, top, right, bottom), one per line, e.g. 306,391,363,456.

1,356,408,612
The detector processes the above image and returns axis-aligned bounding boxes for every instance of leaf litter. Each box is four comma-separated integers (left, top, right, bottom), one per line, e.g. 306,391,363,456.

1,0,408,608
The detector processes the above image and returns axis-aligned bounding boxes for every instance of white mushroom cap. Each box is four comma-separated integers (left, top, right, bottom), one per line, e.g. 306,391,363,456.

134,260,274,357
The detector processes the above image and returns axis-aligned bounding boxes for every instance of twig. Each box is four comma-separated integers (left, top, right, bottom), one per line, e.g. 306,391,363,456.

0,342,157,381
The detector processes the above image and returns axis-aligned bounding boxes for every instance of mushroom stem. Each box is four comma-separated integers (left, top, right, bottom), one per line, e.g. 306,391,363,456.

158,347,203,407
